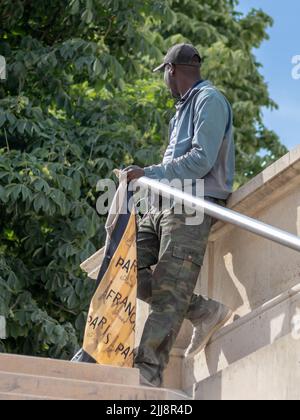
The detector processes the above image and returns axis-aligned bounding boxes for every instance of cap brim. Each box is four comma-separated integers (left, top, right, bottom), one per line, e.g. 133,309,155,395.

153,63,165,73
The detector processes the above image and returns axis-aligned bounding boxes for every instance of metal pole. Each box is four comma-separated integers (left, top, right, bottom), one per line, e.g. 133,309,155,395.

136,177,300,253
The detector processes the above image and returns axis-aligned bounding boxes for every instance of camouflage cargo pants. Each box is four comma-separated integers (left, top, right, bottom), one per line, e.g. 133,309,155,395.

134,196,226,385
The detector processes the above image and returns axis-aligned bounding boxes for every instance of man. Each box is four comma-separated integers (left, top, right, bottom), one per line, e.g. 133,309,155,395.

123,43,235,388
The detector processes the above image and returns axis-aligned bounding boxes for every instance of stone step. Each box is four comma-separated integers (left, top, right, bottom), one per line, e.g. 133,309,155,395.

0,392,70,400
0,371,189,400
195,332,300,400
182,283,300,394
0,353,139,386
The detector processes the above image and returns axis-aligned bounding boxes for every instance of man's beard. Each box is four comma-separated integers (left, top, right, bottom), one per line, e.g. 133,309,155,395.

171,90,181,100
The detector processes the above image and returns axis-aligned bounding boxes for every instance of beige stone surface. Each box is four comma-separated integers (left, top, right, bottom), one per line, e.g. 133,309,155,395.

183,283,300,393
0,353,140,386
195,332,300,400
0,370,189,400
198,187,300,315
0,392,69,400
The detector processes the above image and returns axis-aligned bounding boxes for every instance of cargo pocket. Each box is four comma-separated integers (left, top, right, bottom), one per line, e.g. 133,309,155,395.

172,245,204,297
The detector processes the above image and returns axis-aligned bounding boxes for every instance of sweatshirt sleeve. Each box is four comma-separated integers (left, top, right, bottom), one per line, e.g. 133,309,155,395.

144,93,229,182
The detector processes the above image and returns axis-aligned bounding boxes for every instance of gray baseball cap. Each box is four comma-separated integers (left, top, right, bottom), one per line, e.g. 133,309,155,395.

153,43,202,72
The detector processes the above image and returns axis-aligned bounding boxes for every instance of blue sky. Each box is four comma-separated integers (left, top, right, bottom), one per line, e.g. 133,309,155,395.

238,0,300,150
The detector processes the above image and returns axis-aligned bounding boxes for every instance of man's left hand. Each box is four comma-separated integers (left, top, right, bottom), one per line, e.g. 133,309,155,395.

122,166,145,183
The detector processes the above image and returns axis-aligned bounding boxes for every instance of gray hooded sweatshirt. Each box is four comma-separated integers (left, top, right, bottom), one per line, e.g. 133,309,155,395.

144,80,235,200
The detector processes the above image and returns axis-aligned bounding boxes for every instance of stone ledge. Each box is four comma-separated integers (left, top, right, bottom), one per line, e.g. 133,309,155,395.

0,353,140,386
0,392,69,400
0,370,190,400
205,282,300,346
195,332,300,400
182,282,300,393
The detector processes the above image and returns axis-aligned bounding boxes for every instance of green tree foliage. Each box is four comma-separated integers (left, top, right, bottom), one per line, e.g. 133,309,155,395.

0,0,287,357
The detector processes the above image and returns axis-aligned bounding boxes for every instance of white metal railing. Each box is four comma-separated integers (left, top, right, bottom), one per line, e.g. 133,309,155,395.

136,177,300,253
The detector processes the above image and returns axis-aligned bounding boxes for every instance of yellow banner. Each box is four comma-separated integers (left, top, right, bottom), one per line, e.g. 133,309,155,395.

83,209,137,367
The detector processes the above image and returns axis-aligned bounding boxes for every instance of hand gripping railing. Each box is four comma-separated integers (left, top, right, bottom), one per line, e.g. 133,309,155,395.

136,177,300,253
